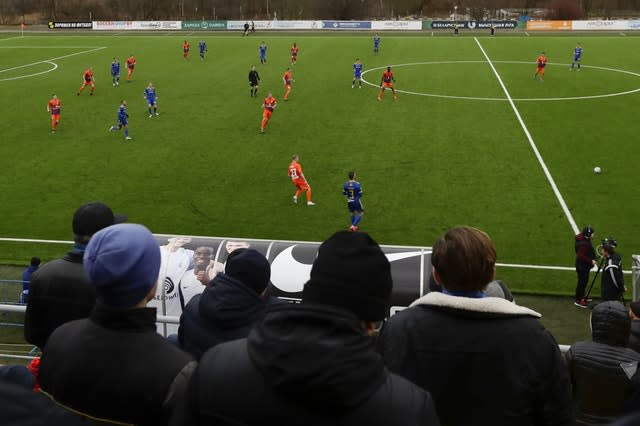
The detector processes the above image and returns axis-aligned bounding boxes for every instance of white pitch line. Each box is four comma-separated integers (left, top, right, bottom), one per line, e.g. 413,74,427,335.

0,46,106,74
525,32,530,36
474,37,579,235
0,35,25,42
0,46,102,49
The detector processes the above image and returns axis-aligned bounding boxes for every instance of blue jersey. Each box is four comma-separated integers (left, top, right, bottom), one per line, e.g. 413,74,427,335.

373,36,381,48
259,44,267,58
111,61,120,76
574,47,583,61
343,180,363,212
144,87,157,103
353,63,363,78
199,41,206,54
117,104,128,124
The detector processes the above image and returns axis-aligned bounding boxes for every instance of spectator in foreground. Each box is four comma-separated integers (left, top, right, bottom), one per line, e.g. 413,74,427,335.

377,226,573,426
20,256,40,304
178,248,270,360
39,224,195,426
175,231,440,425
565,301,640,425
628,301,640,353
24,202,125,349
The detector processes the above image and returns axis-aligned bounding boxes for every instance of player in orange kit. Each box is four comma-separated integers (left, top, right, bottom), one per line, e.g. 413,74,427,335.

288,154,314,206
126,54,136,82
377,66,397,101
182,40,190,60
47,94,61,132
261,92,277,134
290,43,299,65
77,67,95,96
533,51,548,81
283,68,294,101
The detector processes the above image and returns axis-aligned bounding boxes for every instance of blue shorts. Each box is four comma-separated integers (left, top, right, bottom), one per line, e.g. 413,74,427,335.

147,97,156,105
574,55,581,61
118,118,128,126
347,201,363,213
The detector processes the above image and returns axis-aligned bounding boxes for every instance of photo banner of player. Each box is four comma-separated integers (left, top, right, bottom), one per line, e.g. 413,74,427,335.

48,22,92,29
429,20,518,29
153,233,432,314
182,20,227,30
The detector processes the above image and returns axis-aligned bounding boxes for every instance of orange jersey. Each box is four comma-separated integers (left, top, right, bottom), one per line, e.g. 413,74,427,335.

183,42,190,52
291,46,299,57
283,71,293,85
263,96,277,112
48,99,61,115
288,161,304,182
83,69,94,81
382,70,394,83
126,56,136,69
536,55,547,68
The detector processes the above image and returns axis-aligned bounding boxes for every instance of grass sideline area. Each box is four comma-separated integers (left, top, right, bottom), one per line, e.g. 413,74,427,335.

0,31,639,300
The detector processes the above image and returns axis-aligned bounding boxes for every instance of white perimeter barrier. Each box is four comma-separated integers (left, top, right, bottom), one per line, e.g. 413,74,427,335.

92,21,181,30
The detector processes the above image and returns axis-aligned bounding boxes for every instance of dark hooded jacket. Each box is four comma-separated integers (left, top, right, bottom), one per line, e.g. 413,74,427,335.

178,273,266,360
175,303,440,426
566,301,640,425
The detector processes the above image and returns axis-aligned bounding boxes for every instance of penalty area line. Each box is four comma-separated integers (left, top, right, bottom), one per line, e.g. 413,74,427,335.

0,46,107,74
473,37,579,236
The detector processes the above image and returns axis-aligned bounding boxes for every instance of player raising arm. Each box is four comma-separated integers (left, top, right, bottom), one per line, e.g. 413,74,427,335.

109,100,132,140
288,154,314,206
343,171,364,231
143,82,159,117
377,66,397,101
260,92,277,133
533,51,547,81
77,67,95,96
47,94,61,133
571,43,582,71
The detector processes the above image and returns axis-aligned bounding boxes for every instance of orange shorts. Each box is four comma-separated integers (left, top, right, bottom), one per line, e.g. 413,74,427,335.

536,67,545,74
81,80,94,87
263,109,273,119
382,82,393,88
293,179,310,191
51,114,60,120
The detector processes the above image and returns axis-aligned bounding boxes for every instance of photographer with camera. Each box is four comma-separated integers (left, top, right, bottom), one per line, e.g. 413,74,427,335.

601,237,626,302
575,226,597,308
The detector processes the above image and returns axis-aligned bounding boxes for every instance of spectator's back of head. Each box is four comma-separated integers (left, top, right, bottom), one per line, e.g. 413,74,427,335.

30,257,40,267
224,248,271,294
431,226,496,292
302,231,392,321
592,301,630,346
83,223,160,308
72,202,127,243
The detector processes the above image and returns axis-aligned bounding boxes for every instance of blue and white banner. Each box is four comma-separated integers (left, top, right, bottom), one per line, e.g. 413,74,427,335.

227,20,322,30
322,21,372,30
371,21,422,30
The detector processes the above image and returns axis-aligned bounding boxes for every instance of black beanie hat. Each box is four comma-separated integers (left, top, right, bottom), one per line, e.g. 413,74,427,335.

302,231,393,321
224,248,271,294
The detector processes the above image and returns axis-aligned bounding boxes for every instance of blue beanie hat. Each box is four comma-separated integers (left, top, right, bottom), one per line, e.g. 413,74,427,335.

84,223,161,308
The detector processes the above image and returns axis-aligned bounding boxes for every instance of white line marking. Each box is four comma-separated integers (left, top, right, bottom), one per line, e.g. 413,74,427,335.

525,32,530,36
361,61,640,101
0,35,25,42
0,46,106,74
620,32,626,36
0,46,102,49
0,61,57,81
474,37,579,235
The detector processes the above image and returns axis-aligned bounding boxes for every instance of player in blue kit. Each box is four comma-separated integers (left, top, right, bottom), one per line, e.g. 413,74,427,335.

199,40,207,60
109,100,132,140
143,82,159,117
373,34,381,55
111,57,120,86
352,58,363,88
259,41,267,64
343,171,364,232
570,43,582,71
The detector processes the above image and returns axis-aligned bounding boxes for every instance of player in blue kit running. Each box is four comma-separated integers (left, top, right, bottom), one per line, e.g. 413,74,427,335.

111,57,120,86
199,40,207,60
570,43,582,71
143,82,159,117
373,34,381,55
352,58,363,88
259,41,267,64
343,171,364,232
109,100,132,140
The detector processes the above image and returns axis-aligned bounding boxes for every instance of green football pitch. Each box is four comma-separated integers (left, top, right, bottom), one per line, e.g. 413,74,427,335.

1,31,639,296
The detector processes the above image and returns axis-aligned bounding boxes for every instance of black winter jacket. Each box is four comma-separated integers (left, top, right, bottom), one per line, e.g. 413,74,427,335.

377,292,573,426
24,250,96,349
40,304,196,426
566,301,640,425
601,253,625,301
178,273,266,360
176,303,440,426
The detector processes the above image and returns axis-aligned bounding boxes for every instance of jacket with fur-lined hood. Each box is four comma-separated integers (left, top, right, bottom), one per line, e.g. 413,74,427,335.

377,291,573,426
